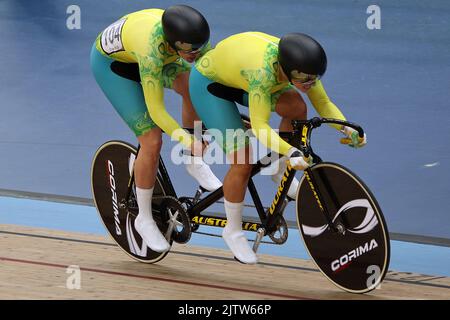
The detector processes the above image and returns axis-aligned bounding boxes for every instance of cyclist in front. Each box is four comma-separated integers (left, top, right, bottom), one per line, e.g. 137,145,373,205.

90,5,222,253
189,32,367,264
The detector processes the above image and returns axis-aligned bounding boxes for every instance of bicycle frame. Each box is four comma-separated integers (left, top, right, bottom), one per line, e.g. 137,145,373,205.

184,149,298,234
123,117,365,236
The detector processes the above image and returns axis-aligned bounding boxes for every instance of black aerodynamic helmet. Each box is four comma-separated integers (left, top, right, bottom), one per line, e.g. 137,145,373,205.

278,33,327,82
162,5,210,52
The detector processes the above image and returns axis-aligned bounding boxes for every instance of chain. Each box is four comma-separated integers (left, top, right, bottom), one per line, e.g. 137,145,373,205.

192,230,279,245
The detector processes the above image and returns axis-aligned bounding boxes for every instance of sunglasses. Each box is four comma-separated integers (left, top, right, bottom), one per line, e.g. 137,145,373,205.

174,41,205,54
290,71,320,85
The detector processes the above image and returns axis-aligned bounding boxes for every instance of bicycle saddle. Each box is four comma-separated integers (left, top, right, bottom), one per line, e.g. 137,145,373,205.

110,61,141,83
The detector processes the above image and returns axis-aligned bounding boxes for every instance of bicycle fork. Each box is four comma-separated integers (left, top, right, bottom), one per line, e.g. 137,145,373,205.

303,168,344,234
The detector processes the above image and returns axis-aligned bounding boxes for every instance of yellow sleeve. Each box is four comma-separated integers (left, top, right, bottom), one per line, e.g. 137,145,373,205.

307,80,346,130
136,56,193,148
249,88,292,156
139,60,193,148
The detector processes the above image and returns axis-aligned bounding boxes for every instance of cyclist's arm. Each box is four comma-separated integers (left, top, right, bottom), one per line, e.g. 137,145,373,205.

138,56,193,148
248,87,292,156
198,41,213,57
307,80,346,130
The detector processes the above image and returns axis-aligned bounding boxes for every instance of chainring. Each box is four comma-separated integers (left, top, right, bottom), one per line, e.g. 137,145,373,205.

159,196,192,244
268,216,289,244
178,197,200,232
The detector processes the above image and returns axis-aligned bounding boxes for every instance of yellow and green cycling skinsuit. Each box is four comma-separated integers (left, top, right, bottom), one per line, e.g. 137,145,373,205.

189,31,346,156
90,8,209,147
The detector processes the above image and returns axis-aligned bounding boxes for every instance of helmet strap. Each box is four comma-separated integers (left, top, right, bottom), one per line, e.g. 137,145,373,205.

166,42,178,54
278,65,291,83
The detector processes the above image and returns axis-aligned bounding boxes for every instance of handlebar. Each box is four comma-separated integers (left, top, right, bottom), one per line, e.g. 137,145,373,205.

292,117,365,139
290,117,365,161
184,116,365,163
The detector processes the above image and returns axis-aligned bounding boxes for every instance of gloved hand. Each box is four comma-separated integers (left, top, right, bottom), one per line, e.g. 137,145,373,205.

340,126,367,148
287,148,312,170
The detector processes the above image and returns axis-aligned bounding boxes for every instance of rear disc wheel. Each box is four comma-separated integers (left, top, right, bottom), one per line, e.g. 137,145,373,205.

91,140,171,264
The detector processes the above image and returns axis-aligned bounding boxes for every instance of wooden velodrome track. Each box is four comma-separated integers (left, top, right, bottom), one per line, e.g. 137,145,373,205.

0,224,449,300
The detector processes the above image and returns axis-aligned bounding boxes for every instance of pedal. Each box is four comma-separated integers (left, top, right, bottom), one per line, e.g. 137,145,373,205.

252,228,265,253
193,186,207,204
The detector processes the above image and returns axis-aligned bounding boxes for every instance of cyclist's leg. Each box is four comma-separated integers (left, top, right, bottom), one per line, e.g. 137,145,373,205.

161,60,198,128
90,46,156,137
269,87,307,198
90,45,169,252
239,85,306,133
133,129,170,252
273,86,307,133
134,128,162,189
171,72,200,129
223,146,253,202
222,146,257,264
167,62,222,191
239,86,306,198
189,67,257,264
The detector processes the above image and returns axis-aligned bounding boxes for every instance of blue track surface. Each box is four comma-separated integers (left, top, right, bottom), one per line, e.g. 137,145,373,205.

0,1,449,240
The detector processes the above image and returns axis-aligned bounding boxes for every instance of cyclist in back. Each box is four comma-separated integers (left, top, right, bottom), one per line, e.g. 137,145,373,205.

189,32,367,264
90,5,221,253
